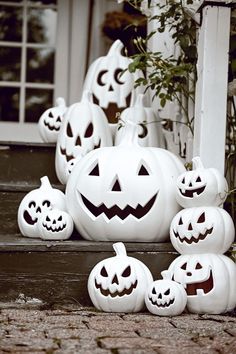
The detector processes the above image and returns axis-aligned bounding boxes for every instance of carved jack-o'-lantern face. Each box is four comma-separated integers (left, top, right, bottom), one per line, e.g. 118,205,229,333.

38,208,74,240
168,254,236,314
170,207,235,254
66,122,185,242
83,40,143,126
176,156,228,208
17,176,66,238
38,97,67,143
55,91,112,184
145,271,187,316
88,242,153,312
115,94,164,148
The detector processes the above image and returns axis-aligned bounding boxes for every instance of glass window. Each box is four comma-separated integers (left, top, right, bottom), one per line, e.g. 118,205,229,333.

25,88,53,122
0,47,21,81
27,7,57,45
0,5,23,42
0,87,20,122
26,48,54,83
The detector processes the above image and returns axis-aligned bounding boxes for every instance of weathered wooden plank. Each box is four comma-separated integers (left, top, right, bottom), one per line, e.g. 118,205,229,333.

0,251,177,304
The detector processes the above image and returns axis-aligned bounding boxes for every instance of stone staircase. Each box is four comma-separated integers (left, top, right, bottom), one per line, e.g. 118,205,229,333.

0,142,177,306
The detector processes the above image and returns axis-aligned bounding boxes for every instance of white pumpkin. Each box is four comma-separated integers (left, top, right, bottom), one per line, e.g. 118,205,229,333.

115,94,164,147
88,242,153,313
145,270,187,316
170,207,235,254
168,253,236,314
38,97,67,143
17,176,66,238
65,121,185,242
38,208,74,240
55,90,112,185
176,156,228,208
83,39,143,135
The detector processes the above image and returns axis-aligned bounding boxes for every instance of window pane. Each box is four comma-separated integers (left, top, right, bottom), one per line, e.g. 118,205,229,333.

26,48,54,83
0,5,22,42
25,88,53,122
0,47,21,81
0,87,19,122
27,7,57,44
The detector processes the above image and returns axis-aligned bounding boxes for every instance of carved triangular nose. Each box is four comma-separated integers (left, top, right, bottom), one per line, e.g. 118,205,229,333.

108,84,114,91
111,177,121,192
112,274,119,284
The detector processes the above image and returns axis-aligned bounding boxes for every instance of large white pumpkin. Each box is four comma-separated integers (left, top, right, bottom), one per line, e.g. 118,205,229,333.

170,206,235,254
168,253,236,314
145,270,187,316
66,121,185,242
38,97,67,143
83,39,143,135
176,156,228,208
18,176,66,238
115,94,164,147
88,242,153,313
55,90,112,185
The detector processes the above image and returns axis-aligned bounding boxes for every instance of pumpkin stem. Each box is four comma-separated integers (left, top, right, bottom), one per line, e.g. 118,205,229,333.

81,89,92,102
192,156,204,169
56,97,66,107
107,39,124,56
113,242,127,256
161,270,172,280
40,176,52,190
118,120,140,147
134,94,145,107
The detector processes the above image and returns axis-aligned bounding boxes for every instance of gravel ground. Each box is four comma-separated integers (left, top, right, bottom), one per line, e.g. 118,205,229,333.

0,303,235,354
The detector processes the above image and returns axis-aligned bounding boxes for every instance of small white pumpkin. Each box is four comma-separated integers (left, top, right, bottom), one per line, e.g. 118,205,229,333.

38,97,67,143
17,176,66,238
168,253,236,314
83,39,143,134
145,270,187,316
88,242,153,313
176,156,228,208
66,121,185,242
38,208,74,240
55,90,112,185
170,206,235,254
115,94,164,147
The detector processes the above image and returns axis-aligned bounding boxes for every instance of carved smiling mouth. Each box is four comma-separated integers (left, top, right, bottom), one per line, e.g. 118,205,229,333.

179,186,206,198
173,227,214,244
186,270,214,296
95,279,138,297
80,193,158,220
60,139,101,162
42,223,66,232
44,121,60,131
23,210,38,225
93,94,132,124
148,297,175,308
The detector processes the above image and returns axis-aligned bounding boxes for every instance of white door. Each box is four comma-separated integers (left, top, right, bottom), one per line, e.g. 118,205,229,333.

0,0,90,143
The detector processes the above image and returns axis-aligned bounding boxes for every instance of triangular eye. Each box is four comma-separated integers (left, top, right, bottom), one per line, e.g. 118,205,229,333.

46,216,50,222
182,177,185,184
196,262,202,269
152,287,156,294
138,164,149,175
196,176,201,182
197,212,205,223
121,265,131,277
89,163,99,176
49,111,53,118
164,289,170,296
84,123,94,138
58,216,62,221
66,122,73,137
100,266,108,277
56,116,61,123
181,262,187,270
178,217,183,225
